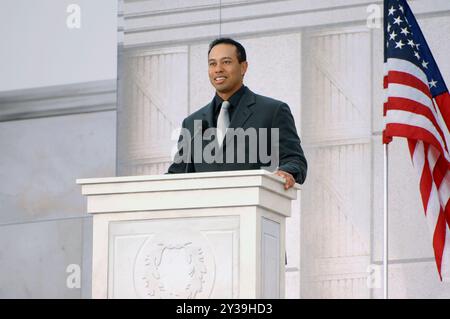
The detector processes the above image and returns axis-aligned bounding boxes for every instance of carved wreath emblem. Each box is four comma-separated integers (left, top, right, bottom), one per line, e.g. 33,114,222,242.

134,230,215,299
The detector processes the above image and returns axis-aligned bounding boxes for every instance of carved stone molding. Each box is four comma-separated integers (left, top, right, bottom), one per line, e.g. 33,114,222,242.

0,80,116,122
122,0,450,48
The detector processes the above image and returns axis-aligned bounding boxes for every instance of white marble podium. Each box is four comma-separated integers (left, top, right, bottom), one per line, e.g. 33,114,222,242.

76,169,300,299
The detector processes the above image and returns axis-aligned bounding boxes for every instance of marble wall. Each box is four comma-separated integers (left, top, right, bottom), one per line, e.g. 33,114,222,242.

0,111,116,298
0,0,117,298
0,0,117,91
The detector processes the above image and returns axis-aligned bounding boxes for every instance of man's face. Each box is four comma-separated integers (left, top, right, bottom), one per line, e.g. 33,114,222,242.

208,44,248,97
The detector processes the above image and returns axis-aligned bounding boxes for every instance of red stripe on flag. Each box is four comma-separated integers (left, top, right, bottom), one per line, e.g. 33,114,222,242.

386,97,447,145
433,210,446,281
435,92,450,133
445,200,450,229
420,144,432,213
387,71,432,99
432,155,446,188
382,130,392,144
408,139,417,156
385,124,450,167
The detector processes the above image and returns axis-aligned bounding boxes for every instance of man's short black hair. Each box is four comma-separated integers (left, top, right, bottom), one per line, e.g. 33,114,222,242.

208,38,247,63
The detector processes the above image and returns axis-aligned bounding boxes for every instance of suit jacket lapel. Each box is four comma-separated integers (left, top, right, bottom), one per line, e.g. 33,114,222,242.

200,100,217,158
201,100,215,129
223,88,256,147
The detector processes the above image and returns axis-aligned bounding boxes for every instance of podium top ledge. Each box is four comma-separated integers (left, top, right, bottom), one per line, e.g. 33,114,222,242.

76,169,301,190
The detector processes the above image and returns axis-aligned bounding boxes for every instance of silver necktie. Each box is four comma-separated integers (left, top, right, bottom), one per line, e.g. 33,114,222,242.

216,100,230,147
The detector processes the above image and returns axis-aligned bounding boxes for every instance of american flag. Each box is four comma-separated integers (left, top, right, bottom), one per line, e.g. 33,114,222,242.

383,0,450,280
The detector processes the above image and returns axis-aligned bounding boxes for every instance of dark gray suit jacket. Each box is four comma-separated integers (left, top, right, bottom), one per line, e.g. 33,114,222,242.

167,87,307,184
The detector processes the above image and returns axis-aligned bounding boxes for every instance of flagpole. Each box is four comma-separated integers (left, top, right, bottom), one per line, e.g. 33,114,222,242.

383,143,389,299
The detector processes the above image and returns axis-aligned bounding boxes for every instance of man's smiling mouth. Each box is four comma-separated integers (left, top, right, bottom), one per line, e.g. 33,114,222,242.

214,76,227,83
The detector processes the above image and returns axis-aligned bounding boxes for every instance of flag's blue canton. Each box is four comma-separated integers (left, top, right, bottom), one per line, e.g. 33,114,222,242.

384,0,448,97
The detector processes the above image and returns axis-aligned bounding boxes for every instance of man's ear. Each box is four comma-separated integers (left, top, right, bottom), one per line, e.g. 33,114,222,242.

241,61,248,76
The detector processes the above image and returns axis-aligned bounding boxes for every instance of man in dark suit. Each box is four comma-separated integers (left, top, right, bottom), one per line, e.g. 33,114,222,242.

167,38,307,189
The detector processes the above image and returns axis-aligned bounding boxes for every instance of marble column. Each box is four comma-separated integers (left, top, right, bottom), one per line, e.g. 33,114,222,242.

117,47,188,176
300,27,372,298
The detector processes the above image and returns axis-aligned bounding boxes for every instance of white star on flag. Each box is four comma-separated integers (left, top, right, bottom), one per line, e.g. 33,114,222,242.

428,79,437,88
389,31,397,40
395,40,405,49
393,16,403,25
400,27,410,36
388,6,396,15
